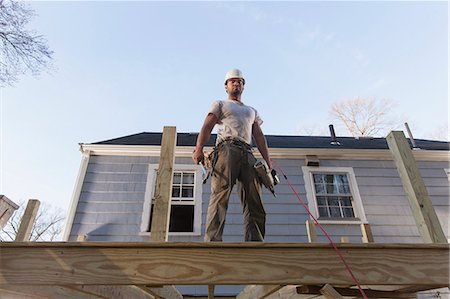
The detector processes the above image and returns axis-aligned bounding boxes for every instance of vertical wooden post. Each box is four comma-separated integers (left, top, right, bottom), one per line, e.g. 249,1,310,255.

306,219,317,243
15,199,40,242
0,195,19,230
361,223,374,243
340,236,349,243
148,127,183,298
150,126,177,242
386,131,447,243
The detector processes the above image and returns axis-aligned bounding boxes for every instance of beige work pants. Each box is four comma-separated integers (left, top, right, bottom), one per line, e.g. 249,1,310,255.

204,140,266,242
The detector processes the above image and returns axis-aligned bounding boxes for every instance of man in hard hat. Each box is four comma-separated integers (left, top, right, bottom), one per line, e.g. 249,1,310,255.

192,69,272,242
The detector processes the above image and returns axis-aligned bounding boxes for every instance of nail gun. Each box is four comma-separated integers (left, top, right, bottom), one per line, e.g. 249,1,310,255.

254,160,279,197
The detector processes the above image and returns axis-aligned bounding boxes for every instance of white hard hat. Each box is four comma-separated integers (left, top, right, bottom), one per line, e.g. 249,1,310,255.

224,68,245,85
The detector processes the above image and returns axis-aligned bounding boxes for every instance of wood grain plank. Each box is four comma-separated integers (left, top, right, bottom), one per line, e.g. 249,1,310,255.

386,131,447,243
0,242,448,286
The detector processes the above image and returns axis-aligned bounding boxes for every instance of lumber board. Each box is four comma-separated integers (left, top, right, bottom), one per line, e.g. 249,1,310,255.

0,285,105,299
297,285,418,298
150,126,176,242
137,285,183,299
320,284,344,299
237,285,284,299
0,242,448,286
360,223,374,243
15,199,40,242
73,285,155,299
0,195,19,231
386,131,447,243
306,220,317,243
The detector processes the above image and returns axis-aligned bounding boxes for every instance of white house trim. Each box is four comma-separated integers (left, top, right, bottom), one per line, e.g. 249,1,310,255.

302,166,368,225
62,150,91,241
80,144,449,162
140,164,203,236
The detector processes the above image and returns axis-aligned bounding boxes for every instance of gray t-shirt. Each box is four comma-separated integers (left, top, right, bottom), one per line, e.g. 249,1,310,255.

208,99,263,145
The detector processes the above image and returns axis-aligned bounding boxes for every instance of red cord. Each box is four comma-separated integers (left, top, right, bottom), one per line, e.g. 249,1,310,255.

271,159,368,299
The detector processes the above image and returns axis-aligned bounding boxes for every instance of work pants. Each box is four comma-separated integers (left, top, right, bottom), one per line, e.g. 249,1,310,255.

204,140,266,242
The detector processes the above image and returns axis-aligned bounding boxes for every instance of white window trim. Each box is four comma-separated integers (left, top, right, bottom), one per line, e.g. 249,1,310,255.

302,166,367,224
140,164,203,236
444,168,450,182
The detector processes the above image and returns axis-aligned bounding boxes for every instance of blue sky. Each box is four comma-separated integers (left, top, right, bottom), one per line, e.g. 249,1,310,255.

0,1,448,213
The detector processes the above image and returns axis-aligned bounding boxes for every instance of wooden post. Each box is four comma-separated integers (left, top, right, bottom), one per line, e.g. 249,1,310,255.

0,195,19,230
150,126,177,242
147,127,183,299
306,219,317,243
208,285,215,299
15,199,40,242
320,284,344,299
386,131,447,243
340,236,349,243
361,223,374,243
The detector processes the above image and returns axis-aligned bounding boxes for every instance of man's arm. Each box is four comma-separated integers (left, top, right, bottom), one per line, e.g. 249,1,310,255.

252,122,272,169
192,113,218,164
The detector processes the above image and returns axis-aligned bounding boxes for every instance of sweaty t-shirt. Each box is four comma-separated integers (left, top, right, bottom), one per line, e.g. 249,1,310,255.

208,99,263,145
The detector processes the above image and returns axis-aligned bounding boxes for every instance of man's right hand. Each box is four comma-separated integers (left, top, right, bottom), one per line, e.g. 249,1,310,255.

192,148,204,165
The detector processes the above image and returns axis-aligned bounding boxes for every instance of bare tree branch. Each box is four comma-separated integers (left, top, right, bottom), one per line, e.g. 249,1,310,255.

0,0,53,86
330,97,399,137
0,201,64,241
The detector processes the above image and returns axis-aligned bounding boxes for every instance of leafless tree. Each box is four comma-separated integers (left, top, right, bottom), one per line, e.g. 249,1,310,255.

0,0,53,86
0,201,65,241
427,123,449,141
330,97,399,137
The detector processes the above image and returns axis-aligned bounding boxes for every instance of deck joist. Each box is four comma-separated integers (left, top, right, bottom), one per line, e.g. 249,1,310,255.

0,242,448,287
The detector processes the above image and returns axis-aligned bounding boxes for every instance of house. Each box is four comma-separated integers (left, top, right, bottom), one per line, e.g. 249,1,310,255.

62,131,449,298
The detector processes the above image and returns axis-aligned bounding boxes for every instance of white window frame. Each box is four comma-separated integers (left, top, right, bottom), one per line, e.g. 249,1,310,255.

140,164,203,236
302,166,367,224
445,168,450,182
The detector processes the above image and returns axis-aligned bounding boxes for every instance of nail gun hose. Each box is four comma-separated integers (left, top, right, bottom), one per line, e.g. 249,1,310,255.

271,159,368,299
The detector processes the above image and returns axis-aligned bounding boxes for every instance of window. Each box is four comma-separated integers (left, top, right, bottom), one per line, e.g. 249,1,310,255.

303,166,367,223
141,165,203,235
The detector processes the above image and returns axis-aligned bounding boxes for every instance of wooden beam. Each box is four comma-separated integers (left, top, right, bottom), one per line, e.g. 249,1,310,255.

207,285,215,299
361,223,374,243
0,195,19,230
297,285,418,298
320,284,344,299
146,127,182,299
74,285,155,299
150,126,176,242
386,131,447,243
0,285,105,299
306,220,317,243
0,242,448,286
15,199,40,241
137,285,183,299
237,285,284,299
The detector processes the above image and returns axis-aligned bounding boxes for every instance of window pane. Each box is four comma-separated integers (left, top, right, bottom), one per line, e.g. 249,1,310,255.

318,207,329,217
340,197,352,207
173,173,181,184
330,207,341,217
183,173,195,184
313,174,324,183
169,205,194,232
314,183,325,194
182,186,194,198
316,196,327,206
342,207,355,218
329,197,339,207
172,186,180,198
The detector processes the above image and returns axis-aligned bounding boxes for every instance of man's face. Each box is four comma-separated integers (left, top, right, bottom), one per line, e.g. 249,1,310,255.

225,78,244,97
